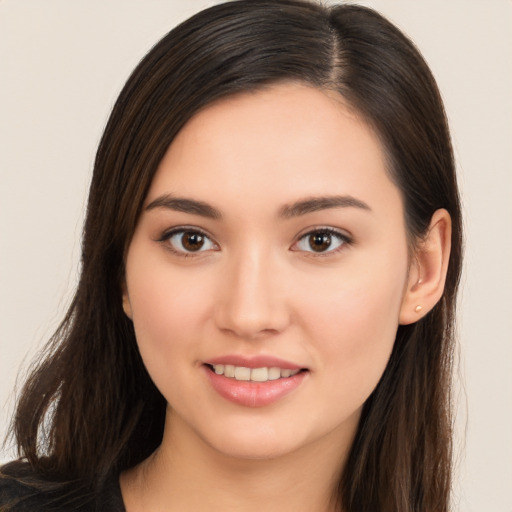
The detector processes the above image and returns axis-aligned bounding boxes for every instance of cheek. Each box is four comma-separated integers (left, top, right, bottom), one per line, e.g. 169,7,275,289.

131,280,202,336
309,292,398,365
125,261,213,377
297,262,406,395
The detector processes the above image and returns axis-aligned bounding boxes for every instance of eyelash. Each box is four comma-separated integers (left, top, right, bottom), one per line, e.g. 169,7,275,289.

292,227,352,257
157,227,218,258
157,226,352,258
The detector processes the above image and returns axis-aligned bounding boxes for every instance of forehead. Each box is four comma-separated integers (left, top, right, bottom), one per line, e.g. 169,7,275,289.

146,83,401,217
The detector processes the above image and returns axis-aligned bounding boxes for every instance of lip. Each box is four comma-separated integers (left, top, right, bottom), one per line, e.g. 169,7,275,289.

204,354,304,370
203,365,308,408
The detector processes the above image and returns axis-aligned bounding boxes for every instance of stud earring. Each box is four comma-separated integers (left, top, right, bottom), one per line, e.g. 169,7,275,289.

415,305,423,313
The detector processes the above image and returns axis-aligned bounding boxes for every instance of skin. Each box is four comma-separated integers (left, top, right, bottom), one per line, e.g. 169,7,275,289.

120,83,451,512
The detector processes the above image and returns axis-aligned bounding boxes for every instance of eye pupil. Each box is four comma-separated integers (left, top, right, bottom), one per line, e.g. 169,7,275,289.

182,232,205,251
309,232,331,252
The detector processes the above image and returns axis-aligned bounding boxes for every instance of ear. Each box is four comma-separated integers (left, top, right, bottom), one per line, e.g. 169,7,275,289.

121,279,133,320
399,209,452,325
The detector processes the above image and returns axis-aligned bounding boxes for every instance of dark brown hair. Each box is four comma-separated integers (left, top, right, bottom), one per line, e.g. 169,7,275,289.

4,1,462,510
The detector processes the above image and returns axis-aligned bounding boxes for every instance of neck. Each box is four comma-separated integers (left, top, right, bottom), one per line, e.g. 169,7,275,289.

121,408,357,512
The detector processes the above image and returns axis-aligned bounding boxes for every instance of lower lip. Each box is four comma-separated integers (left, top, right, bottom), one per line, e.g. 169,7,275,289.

203,366,307,408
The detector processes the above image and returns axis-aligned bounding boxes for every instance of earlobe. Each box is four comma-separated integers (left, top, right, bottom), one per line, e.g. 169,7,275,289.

399,209,452,325
121,280,133,320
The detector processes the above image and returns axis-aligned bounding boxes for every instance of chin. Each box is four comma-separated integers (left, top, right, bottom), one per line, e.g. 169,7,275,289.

200,421,307,461
212,438,297,461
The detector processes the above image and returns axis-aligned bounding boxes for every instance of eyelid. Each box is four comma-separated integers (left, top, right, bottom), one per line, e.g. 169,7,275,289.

156,225,352,257
291,226,353,255
157,226,220,256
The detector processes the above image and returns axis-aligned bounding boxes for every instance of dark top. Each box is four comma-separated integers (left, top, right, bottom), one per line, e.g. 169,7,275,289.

0,462,125,512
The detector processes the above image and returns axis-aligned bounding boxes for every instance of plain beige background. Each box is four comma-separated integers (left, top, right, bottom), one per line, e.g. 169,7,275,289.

1,1,511,510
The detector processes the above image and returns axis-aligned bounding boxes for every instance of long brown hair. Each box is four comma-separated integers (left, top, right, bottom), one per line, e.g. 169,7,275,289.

4,1,462,510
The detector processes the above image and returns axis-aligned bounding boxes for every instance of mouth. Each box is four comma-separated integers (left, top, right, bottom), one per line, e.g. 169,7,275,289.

202,360,309,407
205,364,307,382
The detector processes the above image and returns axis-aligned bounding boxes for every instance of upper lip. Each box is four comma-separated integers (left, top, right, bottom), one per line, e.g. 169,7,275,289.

204,355,305,370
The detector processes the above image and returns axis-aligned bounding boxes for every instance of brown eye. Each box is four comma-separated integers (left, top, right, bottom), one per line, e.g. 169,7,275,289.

166,229,217,254
293,228,348,254
182,232,205,251
308,232,332,252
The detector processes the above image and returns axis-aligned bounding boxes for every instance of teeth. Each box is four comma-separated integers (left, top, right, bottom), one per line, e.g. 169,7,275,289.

211,364,301,382
224,364,235,378
268,367,281,380
250,367,268,382
234,366,251,381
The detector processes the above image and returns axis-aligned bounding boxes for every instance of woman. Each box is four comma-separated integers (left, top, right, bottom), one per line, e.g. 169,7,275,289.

0,1,462,511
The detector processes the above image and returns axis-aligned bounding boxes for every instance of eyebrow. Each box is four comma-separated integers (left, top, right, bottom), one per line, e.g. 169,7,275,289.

145,193,371,220
278,195,371,218
145,195,222,219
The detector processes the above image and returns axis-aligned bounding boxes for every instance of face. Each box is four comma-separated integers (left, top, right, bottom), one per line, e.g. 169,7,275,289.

123,83,411,461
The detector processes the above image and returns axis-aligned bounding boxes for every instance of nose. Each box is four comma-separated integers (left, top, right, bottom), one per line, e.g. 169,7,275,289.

214,247,290,340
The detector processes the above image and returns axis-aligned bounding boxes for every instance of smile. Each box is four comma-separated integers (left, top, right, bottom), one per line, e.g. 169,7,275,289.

210,364,301,382
203,358,309,407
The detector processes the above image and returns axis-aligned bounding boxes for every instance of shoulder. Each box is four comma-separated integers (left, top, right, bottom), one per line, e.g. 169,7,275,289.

0,461,125,512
